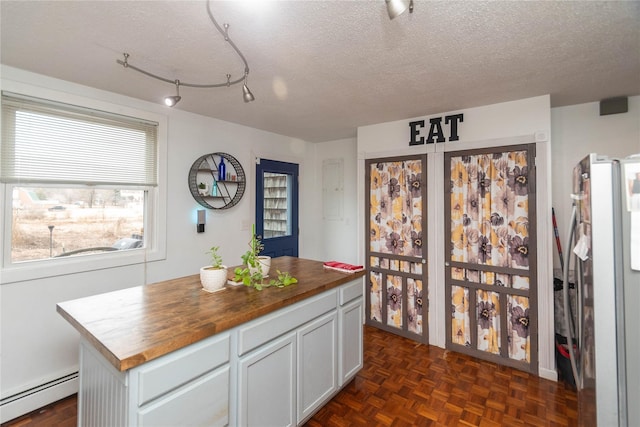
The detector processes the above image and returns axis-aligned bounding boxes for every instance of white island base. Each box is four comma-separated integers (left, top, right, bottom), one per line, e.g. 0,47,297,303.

76,279,363,426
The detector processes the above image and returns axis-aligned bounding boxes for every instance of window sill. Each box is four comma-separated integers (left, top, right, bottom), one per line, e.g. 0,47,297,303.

0,247,165,285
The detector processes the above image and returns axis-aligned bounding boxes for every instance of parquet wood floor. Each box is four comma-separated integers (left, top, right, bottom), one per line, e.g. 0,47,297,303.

306,326,577,426
2,326,577,427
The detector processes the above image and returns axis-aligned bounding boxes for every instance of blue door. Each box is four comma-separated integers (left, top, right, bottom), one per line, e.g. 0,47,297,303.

256,158,299,257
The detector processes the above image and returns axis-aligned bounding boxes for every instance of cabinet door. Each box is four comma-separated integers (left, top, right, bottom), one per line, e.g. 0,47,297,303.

238,332,296,427
137,366,229,427
297,311,338,423
339,298,363,386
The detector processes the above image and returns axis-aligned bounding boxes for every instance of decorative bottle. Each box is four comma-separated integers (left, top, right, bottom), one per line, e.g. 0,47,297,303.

218,156,226,181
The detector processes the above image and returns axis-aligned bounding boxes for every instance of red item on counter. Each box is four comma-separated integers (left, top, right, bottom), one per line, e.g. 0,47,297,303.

323,261,365,274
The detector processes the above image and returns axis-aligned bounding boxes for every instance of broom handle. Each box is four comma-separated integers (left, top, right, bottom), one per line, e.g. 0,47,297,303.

552,207,564,271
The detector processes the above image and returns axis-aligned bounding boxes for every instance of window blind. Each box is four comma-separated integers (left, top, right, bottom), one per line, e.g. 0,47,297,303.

1,92,158,186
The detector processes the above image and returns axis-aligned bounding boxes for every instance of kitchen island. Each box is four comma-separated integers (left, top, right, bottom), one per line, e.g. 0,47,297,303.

57,257,365,426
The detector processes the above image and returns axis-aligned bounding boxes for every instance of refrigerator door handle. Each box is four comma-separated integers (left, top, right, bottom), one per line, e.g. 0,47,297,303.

563,204,580,387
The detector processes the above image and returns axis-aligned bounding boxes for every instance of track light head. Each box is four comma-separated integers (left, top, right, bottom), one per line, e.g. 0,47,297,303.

386,0,413,19
164,80,181,107
242,74,255,103
164,95,181,107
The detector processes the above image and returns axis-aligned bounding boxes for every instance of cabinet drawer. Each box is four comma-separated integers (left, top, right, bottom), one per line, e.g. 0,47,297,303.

137,332,230,406
138,366,229,427
339,279,363,305
238,289,337,355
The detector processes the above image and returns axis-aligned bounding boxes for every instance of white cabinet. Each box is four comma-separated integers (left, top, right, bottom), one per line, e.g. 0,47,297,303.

236,280,363,426
137,367,229,427
297,311,338,423
134,332,231,427
237,290,337,426
76,278,363,427
78,332,231,427
339,297,363,386
238,332,297,427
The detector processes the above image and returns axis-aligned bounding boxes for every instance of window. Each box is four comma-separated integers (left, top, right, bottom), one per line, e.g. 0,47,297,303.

1,92,164,281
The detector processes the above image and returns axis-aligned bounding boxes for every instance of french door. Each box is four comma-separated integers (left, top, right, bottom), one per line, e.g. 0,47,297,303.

256,158,299,257
365,155,428,344
445,145,538,373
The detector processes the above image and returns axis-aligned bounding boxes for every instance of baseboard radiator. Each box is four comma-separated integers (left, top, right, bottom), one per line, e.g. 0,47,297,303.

0,372,78,423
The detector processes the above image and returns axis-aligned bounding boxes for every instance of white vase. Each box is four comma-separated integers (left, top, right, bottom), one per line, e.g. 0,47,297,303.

200,265,228,292
248,256,271,277
257,256,271,276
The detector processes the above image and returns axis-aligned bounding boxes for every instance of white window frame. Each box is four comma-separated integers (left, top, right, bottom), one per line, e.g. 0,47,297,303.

0,85,168,284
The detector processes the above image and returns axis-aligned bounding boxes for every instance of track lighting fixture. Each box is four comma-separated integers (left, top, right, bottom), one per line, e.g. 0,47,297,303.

385,0,414,19
164,80,182,107
117,0,254,106
242,73,255,103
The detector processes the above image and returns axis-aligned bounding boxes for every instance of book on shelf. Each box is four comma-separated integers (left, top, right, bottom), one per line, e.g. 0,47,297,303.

323,261,365,274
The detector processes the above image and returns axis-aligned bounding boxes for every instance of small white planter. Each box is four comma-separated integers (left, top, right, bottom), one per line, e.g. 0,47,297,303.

248,256,271,277
197,183,209,196
200,265,228,292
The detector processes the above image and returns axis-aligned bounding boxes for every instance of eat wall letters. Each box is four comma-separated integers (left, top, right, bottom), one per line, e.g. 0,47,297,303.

408,113,464,146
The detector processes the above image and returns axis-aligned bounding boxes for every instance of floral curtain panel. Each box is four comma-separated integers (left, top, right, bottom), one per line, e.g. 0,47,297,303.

369,160,423,257
450,151,529,268
448,149,534,367
367,158,427,342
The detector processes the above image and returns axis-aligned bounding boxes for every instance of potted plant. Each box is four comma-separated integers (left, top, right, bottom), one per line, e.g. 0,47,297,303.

233,225,298,290
241,225,271,277
197,182,209,196
200,246,227,292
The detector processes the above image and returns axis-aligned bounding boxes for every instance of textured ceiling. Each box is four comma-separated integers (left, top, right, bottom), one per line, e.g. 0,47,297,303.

1,0,639,142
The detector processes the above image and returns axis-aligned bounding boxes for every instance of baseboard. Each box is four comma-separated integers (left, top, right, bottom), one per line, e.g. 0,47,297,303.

0,373,78,423
538,366,558,382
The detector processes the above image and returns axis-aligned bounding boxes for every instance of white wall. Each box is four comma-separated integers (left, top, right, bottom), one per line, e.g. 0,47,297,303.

356,95,556,380
144,107,318,284
550,96,640,271
0,66,315,421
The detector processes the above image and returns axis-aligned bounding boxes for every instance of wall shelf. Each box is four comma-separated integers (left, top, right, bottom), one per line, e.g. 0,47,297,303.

188,153,246,209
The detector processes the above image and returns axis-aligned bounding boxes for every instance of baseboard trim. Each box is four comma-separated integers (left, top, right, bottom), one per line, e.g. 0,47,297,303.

0,373,78,423
538,366,558,382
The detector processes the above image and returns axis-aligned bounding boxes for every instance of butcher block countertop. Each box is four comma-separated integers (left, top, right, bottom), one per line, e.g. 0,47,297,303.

57,257,365,372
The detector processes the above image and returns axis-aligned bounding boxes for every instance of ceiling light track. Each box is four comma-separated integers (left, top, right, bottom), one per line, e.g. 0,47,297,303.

116,0,254,105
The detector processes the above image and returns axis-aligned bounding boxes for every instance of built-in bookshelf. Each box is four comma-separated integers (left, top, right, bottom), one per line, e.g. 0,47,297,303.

263,172,289,238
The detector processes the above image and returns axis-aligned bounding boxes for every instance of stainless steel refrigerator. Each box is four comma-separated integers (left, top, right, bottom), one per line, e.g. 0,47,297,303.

562,153,640,426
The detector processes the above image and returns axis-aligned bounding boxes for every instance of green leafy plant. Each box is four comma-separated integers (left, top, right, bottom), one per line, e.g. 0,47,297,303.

269,270,298,288
206,245,224,269
233,266,263,288
240,224,264,269
233,268,297,291
233,225,297,291
198,182,207,190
